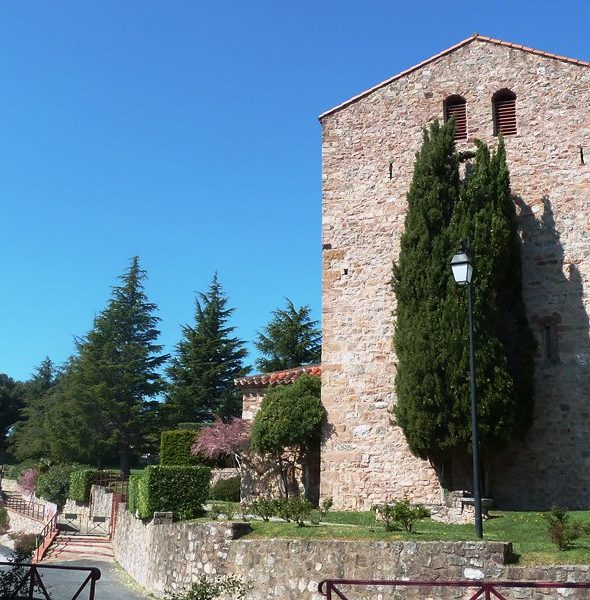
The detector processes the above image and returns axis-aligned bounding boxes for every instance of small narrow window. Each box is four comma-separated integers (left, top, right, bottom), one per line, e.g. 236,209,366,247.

543,325,559,363
444,95,467,141
493,89,517,136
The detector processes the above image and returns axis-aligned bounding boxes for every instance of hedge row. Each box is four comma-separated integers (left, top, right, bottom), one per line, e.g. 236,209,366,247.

160,430,201,466
68,469,97,503
132,465,211,520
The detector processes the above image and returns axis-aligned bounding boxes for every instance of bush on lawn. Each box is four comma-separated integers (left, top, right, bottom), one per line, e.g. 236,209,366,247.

544,505,590,551
68,469,97,503
137,465,211,520
160,431,202,466
372,498,430,532
210,476,240,502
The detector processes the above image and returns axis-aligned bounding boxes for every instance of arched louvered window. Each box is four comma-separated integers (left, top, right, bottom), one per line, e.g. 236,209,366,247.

493,89,517,136
444,95,467,141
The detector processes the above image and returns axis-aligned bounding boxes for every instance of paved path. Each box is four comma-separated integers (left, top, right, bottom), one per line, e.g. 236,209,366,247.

1,545,152,599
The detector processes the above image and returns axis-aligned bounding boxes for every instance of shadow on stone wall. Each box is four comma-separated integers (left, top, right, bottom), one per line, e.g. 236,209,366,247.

493,194,590,509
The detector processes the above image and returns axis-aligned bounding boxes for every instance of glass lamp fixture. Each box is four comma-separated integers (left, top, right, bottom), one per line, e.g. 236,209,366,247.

451,248,473,285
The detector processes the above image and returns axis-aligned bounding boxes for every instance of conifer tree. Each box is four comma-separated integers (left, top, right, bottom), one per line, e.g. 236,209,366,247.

255,299,321,372
0,374,21,458
392,120,460,473
165,274,248,424
392,122,535,485
72,257,168,475
11,358,58,462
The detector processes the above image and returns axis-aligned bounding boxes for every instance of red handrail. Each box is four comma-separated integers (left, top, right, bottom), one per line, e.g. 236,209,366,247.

33,513,58,563
319,578,590,599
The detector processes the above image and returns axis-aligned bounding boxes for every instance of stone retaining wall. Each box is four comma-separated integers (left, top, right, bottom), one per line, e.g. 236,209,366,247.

0,478,18,493
112,509,590,599
5,508,45,535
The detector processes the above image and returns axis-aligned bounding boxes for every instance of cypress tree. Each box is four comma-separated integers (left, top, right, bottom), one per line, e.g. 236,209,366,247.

393,123,536,485
392,120,460,472
165,274,248,424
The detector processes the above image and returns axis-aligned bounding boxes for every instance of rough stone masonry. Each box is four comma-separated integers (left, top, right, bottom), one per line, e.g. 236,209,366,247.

319,35,590,510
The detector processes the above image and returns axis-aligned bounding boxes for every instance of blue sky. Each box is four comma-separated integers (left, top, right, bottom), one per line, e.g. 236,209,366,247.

2,0,589,381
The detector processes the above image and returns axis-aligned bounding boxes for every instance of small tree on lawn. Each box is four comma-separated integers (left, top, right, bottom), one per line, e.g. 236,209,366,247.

192,418,252,477
250,374,324,499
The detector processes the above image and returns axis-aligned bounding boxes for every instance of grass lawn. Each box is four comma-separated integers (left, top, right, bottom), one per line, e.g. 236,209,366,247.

230,509,590,566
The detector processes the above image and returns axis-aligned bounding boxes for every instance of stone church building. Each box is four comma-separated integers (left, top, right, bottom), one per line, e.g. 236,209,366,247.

238,35,590,511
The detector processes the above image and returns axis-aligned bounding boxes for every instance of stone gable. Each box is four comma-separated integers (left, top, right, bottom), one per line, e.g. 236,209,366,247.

320,38,590,509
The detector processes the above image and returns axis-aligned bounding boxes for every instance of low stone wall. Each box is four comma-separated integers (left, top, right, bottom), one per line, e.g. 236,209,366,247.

112,508,590,598
91,485,114,518
5,508,45,535
0,478,19,493
211,468,236,486
113,508,250,595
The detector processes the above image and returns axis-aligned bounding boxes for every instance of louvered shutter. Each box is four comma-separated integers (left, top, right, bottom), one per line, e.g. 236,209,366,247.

444,99,467,141
494,94,517,136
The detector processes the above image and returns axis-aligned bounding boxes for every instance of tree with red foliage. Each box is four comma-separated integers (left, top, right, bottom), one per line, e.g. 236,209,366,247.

192,418,251,476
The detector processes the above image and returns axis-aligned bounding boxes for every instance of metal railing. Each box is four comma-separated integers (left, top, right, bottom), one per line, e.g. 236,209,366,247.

34,513,59,563
318,578,590,599
3,495,47,521
0,561,101,599
94,470,129,503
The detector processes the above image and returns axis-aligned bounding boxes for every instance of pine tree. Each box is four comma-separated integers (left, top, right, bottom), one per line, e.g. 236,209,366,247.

165,274,248,425
392,122,535,486
255,299,321,372
11,358,57,462
0,374,21,458
72,257,168,475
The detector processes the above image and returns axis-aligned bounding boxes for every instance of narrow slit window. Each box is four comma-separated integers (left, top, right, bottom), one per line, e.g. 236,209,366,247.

543,325,559,363
493,89,517,136
444,95,467,141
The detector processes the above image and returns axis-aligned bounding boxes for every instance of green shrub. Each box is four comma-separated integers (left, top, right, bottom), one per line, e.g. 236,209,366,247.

68,469,97,503
137,465,211,521
36,464,77,507
0,507,8,533
288,498,313,527
319,497,334,520
6,461,40,481
13,533,37,556
164,574,246,600
372,498,430,532
543,505,588,551
210,476,240,502
160,430,201,466
128,474,141,515
248,499,277,522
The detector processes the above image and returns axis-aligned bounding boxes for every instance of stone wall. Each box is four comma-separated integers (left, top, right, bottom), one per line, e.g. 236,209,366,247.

0,478,18,493
320,37,590,510
113,509,590,599
112,508,250,596
5,508,45,535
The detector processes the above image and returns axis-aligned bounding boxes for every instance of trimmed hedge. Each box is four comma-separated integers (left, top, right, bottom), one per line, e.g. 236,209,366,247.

68,469,97,503
36,464,77,508
137,465,211,520
210,476,241,502
160,430,201,466
128,474,141,515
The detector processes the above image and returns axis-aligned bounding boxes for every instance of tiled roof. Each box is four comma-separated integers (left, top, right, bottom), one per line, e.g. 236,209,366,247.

319,34,590,120
235,365,321,388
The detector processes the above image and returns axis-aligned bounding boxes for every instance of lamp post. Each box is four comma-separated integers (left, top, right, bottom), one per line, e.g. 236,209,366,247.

450,242,483,539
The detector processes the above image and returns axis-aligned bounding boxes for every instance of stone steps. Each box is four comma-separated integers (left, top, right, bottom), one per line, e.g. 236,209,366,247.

43,534,114,562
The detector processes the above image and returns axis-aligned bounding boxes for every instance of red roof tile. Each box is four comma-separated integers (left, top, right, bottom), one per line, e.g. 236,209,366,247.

319,34,590,120
235,365,321,388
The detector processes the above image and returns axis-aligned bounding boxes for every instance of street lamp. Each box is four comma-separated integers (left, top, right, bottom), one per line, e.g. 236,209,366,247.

450,242,483,539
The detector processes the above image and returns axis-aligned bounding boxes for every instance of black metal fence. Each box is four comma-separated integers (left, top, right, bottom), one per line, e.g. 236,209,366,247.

0,561,101,599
